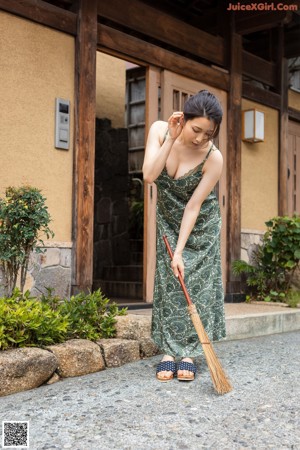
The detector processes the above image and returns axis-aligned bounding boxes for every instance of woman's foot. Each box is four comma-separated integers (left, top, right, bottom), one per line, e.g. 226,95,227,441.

156,355,176,382
177,357,196,381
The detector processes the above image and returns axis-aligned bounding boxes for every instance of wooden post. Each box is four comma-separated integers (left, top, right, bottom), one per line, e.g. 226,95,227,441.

143,67,160,302
226,31,243,299
72,0,97,293
278,26,289,216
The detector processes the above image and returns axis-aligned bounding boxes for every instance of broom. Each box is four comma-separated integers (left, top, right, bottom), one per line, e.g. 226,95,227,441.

163,235,233,395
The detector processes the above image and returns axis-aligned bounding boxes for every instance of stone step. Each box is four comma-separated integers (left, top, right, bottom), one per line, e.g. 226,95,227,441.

109,298,152,310
93,280,143,300
102,265,143,282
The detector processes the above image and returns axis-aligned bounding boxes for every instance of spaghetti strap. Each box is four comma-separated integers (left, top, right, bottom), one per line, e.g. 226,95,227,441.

163,128,169,143
202,143,214,165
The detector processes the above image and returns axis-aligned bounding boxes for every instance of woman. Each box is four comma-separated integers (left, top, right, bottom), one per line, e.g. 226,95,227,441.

142,90,226,382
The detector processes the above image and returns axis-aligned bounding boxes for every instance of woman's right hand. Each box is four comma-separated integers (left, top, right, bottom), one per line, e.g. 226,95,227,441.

167,112,184,140
171,252,185,279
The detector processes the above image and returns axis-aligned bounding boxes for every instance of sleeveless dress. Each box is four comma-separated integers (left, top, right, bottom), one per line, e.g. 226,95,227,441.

151,142,226,357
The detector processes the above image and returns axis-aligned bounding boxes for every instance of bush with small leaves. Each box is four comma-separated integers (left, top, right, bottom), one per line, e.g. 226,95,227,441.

233,215,300,302
0,186,54,296
0,289,69,350
41,288,127,341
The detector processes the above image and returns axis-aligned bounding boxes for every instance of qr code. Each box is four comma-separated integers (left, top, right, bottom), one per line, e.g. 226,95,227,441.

2,421,29,448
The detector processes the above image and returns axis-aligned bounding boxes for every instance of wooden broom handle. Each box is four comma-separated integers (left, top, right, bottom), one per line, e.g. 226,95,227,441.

163,235,193,306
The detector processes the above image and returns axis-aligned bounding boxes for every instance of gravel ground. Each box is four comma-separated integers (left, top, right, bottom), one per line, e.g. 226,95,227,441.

1,331,299,450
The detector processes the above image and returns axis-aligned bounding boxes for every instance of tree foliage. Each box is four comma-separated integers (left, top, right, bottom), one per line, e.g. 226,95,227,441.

0,186,54,296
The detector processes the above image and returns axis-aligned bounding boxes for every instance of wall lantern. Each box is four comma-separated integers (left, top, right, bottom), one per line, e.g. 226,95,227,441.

242,109,264,143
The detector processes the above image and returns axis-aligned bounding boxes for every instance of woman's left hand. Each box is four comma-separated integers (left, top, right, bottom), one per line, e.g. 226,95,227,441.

171,252,184,279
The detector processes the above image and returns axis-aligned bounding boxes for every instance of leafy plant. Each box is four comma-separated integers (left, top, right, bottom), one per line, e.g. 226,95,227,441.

42,288,127,341
0,288,127,350
0,289,69,350
284,290,300,308
233,215,300,302
0,186,54,296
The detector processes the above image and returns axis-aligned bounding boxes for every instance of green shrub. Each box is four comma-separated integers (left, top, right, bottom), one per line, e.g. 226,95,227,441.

284,290,300,308
41,288,127,341
233,215,300,302
0,288,127,350
0,186,54,296
0,289,69,350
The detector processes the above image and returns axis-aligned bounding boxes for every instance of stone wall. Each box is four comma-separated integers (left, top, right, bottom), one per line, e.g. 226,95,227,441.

93,118,130,280
241,229,264,264
0,242,72,298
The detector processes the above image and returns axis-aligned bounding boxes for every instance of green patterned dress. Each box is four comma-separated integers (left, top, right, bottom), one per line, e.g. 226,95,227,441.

151,143,226,357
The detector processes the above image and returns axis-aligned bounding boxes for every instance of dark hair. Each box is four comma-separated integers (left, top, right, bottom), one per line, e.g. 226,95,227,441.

183,90,223,139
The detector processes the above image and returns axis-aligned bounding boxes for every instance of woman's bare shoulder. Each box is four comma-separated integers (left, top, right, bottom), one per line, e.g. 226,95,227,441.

149,120,168,144
150,120,168,132
203,144,223,173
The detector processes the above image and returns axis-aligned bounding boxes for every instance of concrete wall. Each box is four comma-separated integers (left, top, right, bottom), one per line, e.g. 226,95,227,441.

96,52,126,128
0,11,74,296
241,99,278,231
0,11,75,244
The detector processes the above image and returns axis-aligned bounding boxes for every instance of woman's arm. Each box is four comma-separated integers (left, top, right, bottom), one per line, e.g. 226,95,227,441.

171,150,223,279
142,113,184,183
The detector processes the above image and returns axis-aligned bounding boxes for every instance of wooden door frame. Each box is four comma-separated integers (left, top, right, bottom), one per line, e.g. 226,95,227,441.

72,0,97,293
74,25,241,298
287,119,300,215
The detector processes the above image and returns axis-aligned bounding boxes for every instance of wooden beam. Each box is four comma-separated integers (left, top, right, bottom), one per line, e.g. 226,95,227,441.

97,0,225,66
226,32,242,297
285,28,300,58
278,27,289,216
235,10,293,35
72,0,97,292
242,82,281,109
289,107,300,122
243,51,277,88
0,0,77,35
98,24,229,92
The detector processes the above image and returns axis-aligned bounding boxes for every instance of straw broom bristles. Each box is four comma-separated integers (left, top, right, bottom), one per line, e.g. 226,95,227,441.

163,235,233,395
188,304,233,395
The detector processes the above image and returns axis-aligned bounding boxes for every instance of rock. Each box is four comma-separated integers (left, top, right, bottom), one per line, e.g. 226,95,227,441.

34,266,71,298
39,248,61,268
46,372,60,385
291,266,300,289
46,339,105,378
97,338,140,367
139,338,161,358
115,315,151,340
0,347,57,397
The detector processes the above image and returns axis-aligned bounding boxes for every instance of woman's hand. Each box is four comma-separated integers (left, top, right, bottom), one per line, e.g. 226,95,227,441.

171,252,185,279
167,112,184,140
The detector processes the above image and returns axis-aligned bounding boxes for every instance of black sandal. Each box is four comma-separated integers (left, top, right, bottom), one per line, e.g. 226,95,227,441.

177,361,196,381
156,360,177,382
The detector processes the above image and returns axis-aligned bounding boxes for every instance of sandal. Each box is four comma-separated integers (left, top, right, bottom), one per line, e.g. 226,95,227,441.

156,360,177,382
177,361,196,381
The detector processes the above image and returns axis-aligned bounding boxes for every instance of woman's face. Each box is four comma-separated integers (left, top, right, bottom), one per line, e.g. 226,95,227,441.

182,117,215,148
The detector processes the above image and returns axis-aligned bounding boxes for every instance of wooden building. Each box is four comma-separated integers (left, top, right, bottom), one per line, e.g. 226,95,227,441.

0,0,299,303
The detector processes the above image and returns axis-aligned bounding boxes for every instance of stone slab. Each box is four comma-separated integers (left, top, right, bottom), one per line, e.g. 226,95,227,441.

115,314,151,339
46,339,105,378
225,310,300,341
0,347,57,397
97,338,140,367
